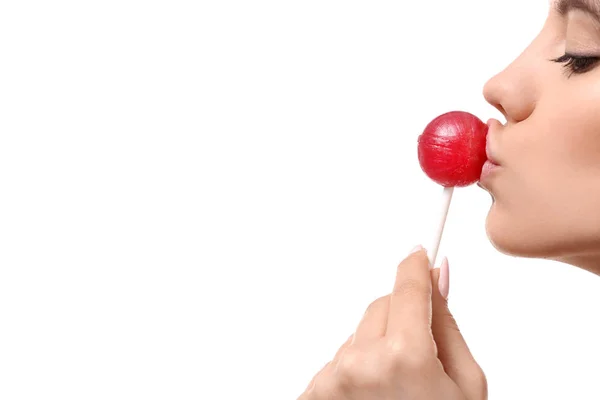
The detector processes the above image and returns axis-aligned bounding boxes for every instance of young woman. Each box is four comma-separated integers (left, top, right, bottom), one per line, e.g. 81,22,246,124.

297,1,600,398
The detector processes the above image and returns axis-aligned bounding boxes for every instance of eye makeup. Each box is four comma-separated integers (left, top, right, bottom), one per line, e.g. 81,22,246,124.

551,53,600,76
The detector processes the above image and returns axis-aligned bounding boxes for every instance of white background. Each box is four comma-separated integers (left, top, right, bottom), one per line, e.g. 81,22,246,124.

1,1,599,399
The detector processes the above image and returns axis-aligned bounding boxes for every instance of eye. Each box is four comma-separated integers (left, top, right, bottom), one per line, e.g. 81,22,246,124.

551,53,600,76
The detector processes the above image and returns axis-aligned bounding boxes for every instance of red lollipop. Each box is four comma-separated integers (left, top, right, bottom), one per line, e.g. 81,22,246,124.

418,111,488,187
416,111,488,265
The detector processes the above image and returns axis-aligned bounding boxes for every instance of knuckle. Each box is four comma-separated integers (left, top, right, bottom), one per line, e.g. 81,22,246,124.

365,295,389,314
468,366,488,399
383,336,410,356
311,368,339,399
383,338,431,373
336,349,363,381
336,350,382,390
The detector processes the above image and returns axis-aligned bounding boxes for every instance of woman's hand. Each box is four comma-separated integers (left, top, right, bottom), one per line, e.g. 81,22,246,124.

298,246,487,400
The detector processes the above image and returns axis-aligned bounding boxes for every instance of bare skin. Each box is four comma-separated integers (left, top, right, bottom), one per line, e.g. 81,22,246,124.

483,1,600,274
298,248,486,400
298,1,600,399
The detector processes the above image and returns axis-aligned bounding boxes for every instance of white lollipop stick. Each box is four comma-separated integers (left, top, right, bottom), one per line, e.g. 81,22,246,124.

428,186,454,268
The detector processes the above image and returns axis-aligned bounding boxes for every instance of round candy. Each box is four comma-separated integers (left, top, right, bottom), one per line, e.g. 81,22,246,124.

417,111,488,187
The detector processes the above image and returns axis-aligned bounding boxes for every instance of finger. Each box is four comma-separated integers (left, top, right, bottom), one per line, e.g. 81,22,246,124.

307,335,352,400
302,335,352,395
302,361,330,395
298,361,333,400
386,246,433,337
332,334,354,363
431,259,487,399
352,295,389,345
309,361,341,400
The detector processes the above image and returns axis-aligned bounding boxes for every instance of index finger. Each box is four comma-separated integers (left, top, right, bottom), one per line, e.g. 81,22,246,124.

385,246,433,338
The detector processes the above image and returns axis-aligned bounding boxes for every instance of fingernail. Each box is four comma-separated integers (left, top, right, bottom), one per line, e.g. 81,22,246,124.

409,245,423,254
438,257,450,300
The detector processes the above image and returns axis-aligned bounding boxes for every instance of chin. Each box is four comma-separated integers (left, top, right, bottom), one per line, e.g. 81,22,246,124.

484,205,561,259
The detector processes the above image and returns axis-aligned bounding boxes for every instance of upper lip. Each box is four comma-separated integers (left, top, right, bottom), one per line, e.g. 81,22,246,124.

485,119,502,166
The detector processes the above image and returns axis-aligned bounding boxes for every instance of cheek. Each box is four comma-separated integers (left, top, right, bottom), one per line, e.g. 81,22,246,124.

486,84,600,257
548,83,600,171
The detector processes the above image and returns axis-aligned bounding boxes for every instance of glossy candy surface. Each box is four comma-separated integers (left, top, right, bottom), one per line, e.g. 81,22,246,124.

417,111,488,187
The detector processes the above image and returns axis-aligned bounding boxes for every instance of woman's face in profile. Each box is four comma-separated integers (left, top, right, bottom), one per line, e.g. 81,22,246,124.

482,0,600,268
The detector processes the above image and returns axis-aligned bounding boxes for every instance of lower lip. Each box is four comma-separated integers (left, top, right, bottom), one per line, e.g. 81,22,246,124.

480,160,500,183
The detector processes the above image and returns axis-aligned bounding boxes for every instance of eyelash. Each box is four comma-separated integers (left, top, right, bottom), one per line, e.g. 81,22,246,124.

551,53,600,77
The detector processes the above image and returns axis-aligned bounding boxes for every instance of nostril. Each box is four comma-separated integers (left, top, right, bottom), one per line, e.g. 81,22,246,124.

494,103,507,118
483,77,509,120
484,92,508,119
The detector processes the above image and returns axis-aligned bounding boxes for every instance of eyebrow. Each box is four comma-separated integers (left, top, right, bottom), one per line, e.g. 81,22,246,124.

554,0,600,20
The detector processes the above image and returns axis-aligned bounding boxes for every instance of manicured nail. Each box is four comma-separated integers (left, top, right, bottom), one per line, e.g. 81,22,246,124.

409,245,423,254
438,257,450,300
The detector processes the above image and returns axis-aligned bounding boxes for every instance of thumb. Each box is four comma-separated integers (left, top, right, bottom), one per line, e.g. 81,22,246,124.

430,258,487,399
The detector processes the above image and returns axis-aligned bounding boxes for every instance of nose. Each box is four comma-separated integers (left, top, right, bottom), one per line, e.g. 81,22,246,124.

483,58,537,124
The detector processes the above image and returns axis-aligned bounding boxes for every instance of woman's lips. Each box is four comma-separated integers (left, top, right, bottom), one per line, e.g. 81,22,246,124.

485,141,501,166
480,159,500,183
485,119,502,165
480,118,502,184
